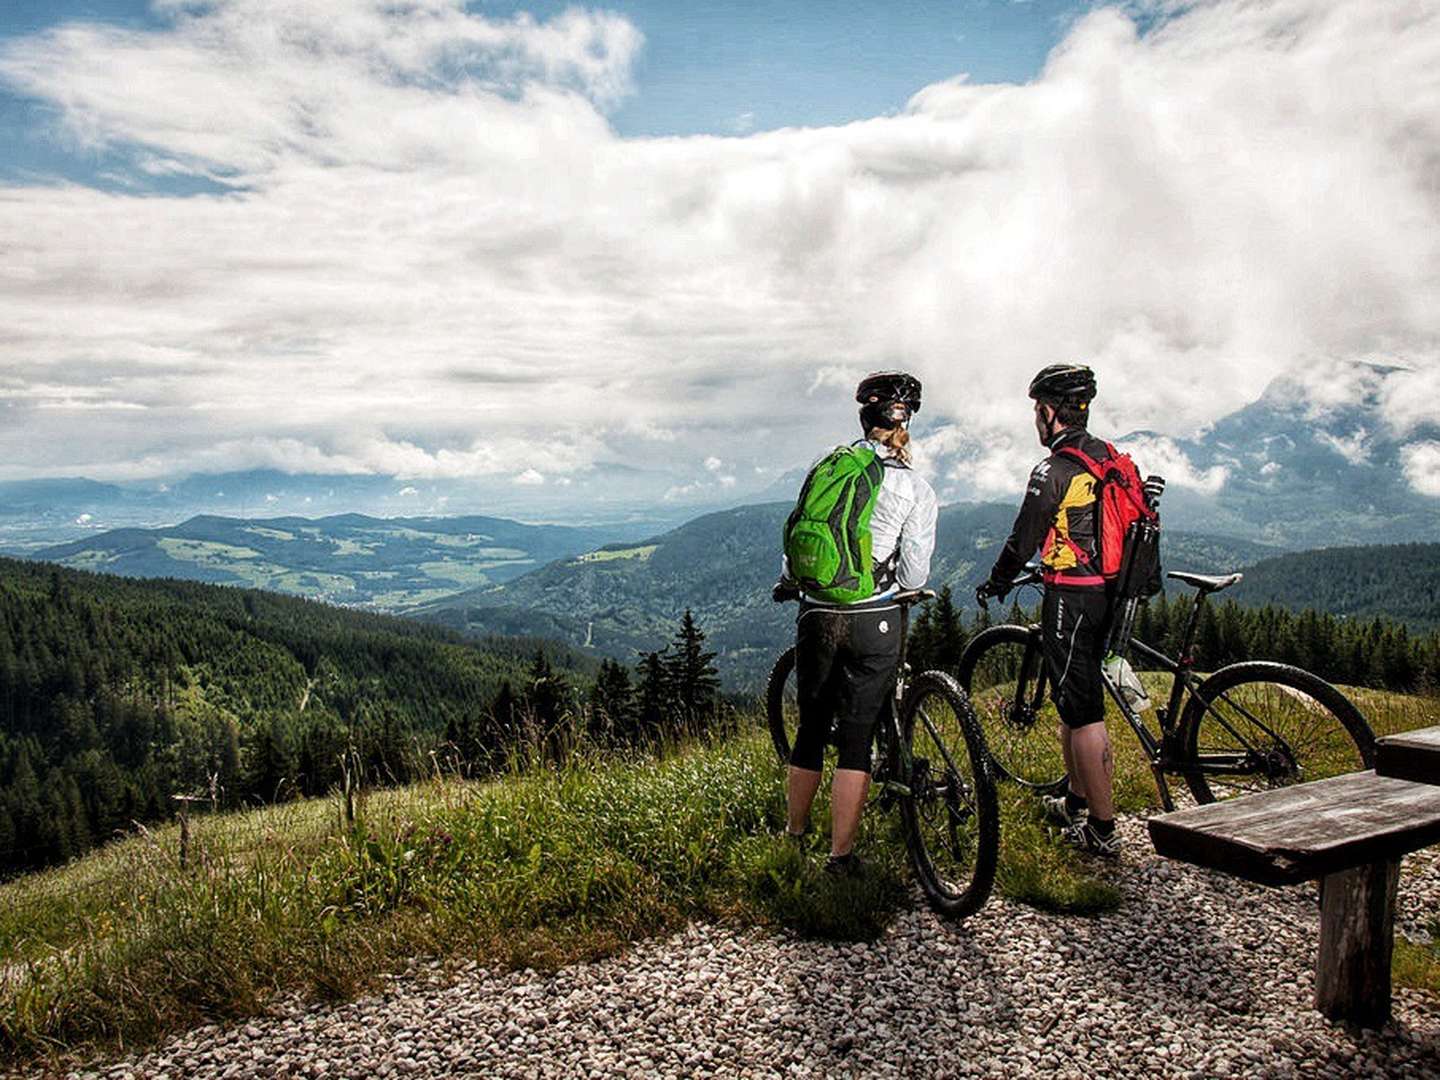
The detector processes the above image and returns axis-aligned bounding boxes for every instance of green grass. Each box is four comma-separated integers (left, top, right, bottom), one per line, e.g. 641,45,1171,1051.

993,788,1123,914
1394,933,1440,995
3,684,1435,1070
0,722,1121,1070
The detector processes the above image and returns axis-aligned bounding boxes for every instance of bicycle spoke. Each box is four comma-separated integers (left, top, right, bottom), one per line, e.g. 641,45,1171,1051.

899,673,998,917
1184,667,1370,803
959,628,1066,790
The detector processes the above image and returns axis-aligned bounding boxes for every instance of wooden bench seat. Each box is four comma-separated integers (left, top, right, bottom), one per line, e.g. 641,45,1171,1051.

1149,771,1440,886
1147,745,1440,1027
1376,724,1440,786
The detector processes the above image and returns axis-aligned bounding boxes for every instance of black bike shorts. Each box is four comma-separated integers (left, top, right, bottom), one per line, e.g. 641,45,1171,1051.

1041,586,1111,730
790,600,903,774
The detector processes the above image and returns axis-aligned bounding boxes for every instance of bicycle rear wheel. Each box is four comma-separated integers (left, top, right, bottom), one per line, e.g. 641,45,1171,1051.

765,646,798,765
897,671,999,918
955,624,1067,791
1180,661,1375,804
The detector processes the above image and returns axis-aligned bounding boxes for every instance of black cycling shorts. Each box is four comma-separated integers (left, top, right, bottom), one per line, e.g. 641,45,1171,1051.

1041,586,1111,730
790,601,903,774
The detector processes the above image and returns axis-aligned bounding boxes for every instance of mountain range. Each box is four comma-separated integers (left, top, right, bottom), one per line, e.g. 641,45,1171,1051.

415,501,1279,688
4,368,1438,554
1120,365,1440,547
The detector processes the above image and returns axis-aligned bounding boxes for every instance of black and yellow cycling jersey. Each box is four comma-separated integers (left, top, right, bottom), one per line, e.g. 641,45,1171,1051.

989,428,1114,589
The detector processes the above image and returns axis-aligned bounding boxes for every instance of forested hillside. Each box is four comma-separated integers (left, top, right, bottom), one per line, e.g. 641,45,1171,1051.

0,559,598,874
1228,543,1440,631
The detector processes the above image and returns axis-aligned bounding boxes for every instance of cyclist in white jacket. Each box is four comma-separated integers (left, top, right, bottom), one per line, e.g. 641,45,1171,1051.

777,372,938,875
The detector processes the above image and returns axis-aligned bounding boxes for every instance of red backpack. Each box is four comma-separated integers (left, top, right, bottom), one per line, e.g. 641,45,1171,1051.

1055,442,1157,580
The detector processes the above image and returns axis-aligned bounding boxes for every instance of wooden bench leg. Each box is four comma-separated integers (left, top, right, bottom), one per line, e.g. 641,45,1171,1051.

1315,859,1400,1027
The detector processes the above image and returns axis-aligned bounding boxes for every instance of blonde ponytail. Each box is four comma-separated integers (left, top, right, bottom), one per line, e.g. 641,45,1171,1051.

868,425,912,467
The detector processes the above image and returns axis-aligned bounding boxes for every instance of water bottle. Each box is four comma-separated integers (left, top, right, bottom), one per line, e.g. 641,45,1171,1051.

1103,652,1151,712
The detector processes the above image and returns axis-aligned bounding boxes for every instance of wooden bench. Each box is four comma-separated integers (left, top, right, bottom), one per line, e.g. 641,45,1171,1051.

1146,725,1440,1027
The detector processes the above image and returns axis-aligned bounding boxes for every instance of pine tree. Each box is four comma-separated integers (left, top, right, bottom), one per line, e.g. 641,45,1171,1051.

907,600,938,673
635,650,671,743
931,586,967,672
524,650,568,732
665,610,720,735
589,659,636,746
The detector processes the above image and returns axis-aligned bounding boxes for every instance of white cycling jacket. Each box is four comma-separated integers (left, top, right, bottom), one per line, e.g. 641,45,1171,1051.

785,439,939,602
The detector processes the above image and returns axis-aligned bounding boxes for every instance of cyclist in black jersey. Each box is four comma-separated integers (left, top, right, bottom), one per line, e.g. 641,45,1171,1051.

977,364,1129,857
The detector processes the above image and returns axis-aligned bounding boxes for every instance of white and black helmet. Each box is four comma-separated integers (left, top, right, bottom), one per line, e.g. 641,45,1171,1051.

856,371,922,430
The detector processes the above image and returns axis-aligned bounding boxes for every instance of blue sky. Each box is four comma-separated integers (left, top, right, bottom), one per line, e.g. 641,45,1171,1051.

1,0,1091,190
0,0,1437,514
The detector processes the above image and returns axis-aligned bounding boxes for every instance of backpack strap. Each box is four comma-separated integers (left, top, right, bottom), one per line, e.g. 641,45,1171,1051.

1048,443,1108,581
1056,442,1154,520
1054,443,1107,478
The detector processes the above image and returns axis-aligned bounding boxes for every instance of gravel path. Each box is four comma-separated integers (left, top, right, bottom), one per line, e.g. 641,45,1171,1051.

45,819,1440,1079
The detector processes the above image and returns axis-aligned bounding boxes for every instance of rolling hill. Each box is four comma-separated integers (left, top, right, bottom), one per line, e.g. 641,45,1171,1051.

0,555,598,875
30,512,631,609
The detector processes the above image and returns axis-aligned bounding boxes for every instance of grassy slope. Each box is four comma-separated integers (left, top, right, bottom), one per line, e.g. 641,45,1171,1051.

2,688,1437,1070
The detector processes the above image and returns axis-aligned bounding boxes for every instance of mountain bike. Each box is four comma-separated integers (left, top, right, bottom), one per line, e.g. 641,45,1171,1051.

959,567,1375,811
766,589,999,918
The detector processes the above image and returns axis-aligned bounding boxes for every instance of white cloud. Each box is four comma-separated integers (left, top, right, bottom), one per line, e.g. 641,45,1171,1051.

514,468,546,486
1315,429,1370,467
0,0,1437,498
1401,441,1440,497
703,456,723,472
1115,435,1229,495
397,485,419,496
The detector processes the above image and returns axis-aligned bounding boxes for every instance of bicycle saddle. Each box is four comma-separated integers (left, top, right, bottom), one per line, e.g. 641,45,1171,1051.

1166,570,1243,593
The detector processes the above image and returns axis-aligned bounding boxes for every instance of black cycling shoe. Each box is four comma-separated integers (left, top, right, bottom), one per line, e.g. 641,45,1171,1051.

823,852,866,878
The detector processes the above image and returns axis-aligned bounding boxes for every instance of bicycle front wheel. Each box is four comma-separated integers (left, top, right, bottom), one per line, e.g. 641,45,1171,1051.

955,624,1067,791
898,671,999,918
765,646,798,765
1180,662,1375,804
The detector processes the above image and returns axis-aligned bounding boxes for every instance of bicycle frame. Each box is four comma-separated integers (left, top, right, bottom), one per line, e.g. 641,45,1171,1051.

1014,581,1284,812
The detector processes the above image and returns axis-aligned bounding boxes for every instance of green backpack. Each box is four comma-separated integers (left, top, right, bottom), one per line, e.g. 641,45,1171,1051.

783,444,886,604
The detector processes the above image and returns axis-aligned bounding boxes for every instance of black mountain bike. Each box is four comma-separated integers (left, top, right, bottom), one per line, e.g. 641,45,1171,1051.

959,567,1375,810
767,589,999,917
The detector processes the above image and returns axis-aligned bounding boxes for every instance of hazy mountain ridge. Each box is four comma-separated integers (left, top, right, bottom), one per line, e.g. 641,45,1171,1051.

419,501,1278,688
0,469,695,553
1151,366,1440,546
5,372,1438,552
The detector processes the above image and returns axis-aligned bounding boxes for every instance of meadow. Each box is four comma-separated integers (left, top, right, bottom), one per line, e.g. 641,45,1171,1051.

1,684,1436,1072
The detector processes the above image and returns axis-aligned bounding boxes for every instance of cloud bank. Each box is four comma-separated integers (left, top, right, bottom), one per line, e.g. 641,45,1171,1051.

1,0,1438,504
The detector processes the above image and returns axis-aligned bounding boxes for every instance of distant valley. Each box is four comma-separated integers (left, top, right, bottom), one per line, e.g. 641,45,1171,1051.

30,513,638,609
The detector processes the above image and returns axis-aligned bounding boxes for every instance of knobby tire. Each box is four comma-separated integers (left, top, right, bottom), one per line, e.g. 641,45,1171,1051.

898,671,999,918
766,646,798,765
955,624,1067,792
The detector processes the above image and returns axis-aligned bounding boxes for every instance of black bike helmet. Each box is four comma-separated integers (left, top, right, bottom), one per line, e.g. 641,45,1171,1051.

1027,363,1097,405
856,371,922,430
